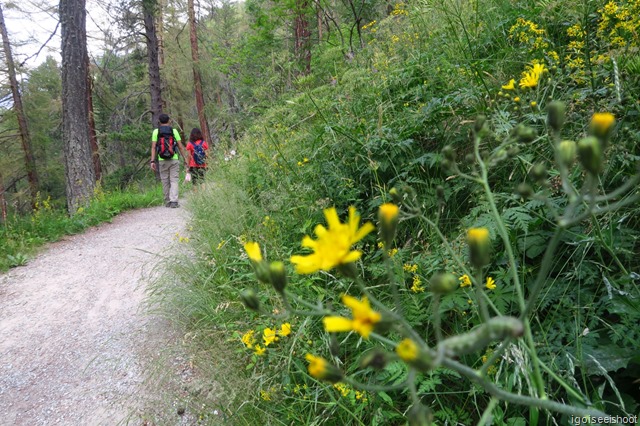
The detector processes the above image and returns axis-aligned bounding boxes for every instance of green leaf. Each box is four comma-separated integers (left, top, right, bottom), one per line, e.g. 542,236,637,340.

581,342,636,373
377,391,393,405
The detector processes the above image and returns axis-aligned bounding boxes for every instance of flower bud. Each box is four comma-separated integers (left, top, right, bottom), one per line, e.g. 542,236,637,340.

578,136,603,174
359,349,389,370
389,187,402,203
467,228,490,268
254,261,272,284
547,101,566,132
378,203,399,248
373,316,394,334
396,339,434,372
441,145,456,162
305,353,343,383
557,140,577,167
429,272,459,294
507,145,520,158
464,153,475,164
240,289,260,311
269,261,287,293
515,125,537,143
474,115,487,135
408,403,435,426
589,112,615,147
529,163,547,183
516,183,533,199
337,262,358,279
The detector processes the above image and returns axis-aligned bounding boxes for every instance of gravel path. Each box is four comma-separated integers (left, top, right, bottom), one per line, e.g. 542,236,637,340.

0,205,190,425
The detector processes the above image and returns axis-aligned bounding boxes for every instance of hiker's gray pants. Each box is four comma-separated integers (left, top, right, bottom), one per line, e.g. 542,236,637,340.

159,159,179,203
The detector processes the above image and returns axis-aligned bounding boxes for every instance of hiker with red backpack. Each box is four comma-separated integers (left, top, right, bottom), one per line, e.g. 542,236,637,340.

150,113,189,208
185,127,209,187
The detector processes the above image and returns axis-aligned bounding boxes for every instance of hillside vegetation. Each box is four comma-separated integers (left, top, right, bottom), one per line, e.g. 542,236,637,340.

162,0,640,424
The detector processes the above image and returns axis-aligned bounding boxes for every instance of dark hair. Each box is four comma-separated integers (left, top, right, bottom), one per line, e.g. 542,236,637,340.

159,113,170,124
189,127,203,142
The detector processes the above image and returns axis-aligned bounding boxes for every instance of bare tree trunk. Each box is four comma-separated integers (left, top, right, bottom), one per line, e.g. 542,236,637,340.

317,2,323,41
188,0,212,145
143,0,164,127
0,3,39,207
294,0,312,75
86,55,102,181
156,0,167,111
0,171,7,223
60,0,96,214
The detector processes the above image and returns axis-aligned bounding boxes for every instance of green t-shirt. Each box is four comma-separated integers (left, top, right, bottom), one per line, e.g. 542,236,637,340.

152,127,182,160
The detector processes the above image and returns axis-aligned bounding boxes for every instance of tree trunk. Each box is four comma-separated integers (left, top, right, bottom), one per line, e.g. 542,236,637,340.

317,2,323,42
156,0,167,111
60,0,96,214
143,0,164,127
0,171,7,223
0,3,39,207
188,0,212,145
294,0,312,75
86,54,102,181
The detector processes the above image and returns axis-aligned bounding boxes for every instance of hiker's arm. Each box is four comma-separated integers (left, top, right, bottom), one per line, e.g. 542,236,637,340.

150,141,157,171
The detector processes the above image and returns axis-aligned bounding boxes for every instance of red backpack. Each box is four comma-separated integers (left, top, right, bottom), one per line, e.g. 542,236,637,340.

157,126,177,159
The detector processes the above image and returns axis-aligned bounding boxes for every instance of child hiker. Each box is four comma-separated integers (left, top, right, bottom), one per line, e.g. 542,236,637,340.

185,127,209,187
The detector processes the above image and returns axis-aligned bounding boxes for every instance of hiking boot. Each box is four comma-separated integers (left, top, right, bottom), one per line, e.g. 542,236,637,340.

169,202,179,208
165,202,171,207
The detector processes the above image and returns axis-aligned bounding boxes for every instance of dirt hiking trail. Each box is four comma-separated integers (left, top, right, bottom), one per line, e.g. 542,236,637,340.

0,205,195,425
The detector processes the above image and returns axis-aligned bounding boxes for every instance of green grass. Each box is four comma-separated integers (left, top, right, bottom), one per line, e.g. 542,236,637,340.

0,184,163,272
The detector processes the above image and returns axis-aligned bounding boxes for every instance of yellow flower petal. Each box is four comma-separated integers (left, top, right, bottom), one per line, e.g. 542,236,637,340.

244,242,262,262
323,316,354,332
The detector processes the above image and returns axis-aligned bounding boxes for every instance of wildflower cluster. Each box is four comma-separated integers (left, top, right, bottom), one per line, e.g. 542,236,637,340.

508,18,549,53
498,60,548,109
241,323,292,357
597,0,640,50
391,2,408,16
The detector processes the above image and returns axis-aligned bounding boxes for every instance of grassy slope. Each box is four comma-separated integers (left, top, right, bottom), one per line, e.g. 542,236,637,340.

164,1,640,424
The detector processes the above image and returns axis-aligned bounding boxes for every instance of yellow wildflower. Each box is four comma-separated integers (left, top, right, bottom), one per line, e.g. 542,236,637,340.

254,345,266,356
468,228,489,244
459,274,472,288
305,353,342,382
411,275,424,293
260,389,271,400
379,203,399,222
263,327,278,346
501,79,516,90
467,227,490,267
242,330,256,348
486,277,496,290
279,323,292,337
333,383,351,397
590,112,615,138
403,263,418,273
244,242,262,262
290,207,375,274
396,338,418,361
519,62,547,88
323,294,381,338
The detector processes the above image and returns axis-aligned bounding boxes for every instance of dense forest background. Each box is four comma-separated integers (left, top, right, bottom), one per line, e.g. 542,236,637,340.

1,0,639,424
